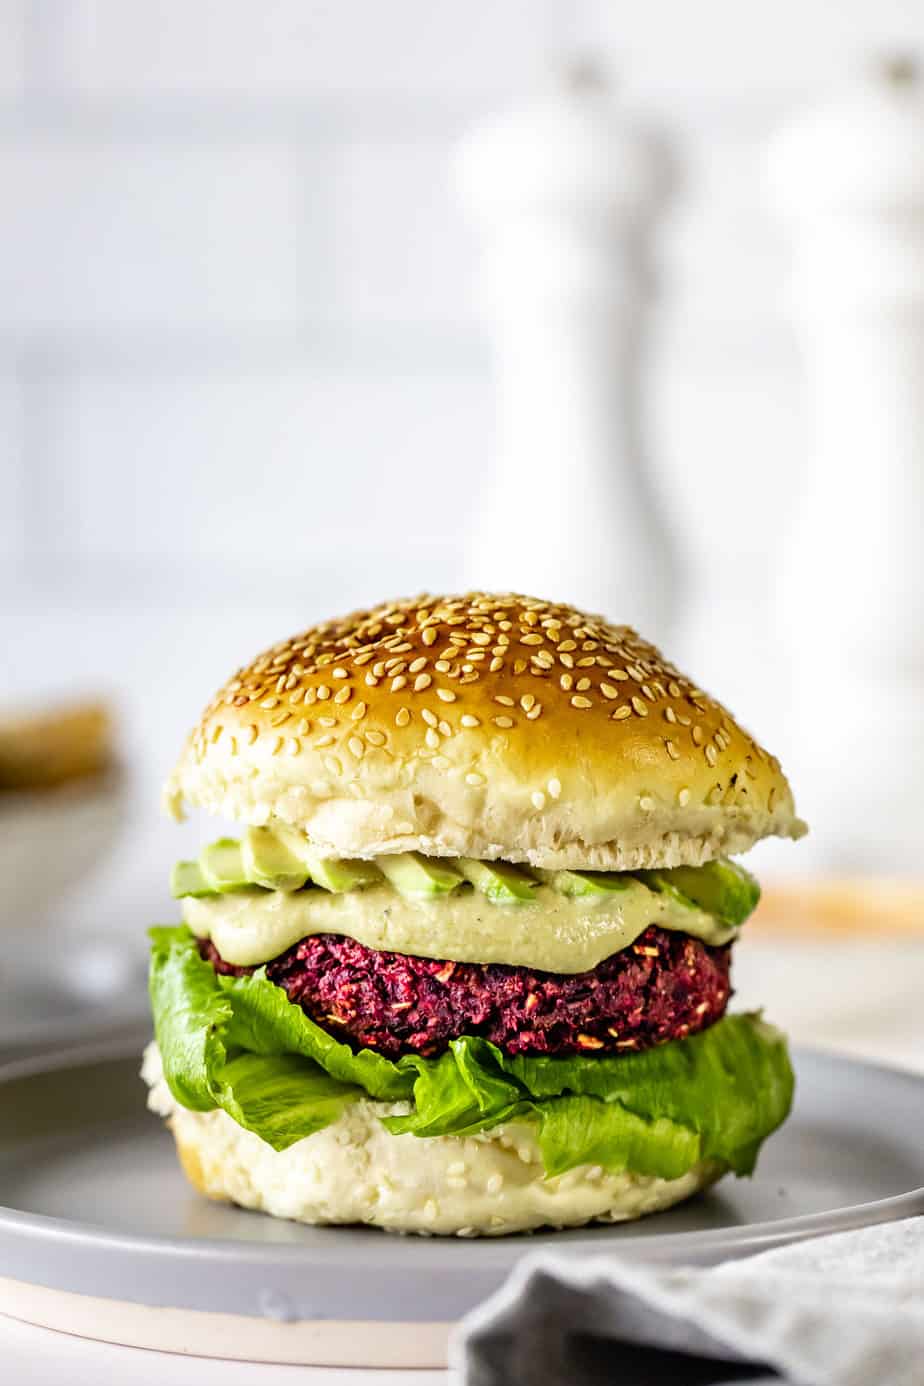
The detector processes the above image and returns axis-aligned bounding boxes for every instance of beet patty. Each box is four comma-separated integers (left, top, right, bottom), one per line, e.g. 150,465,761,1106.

201,924,731,1059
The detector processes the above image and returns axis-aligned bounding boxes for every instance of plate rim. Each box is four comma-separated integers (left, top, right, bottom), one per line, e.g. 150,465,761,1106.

1,1037,924,1316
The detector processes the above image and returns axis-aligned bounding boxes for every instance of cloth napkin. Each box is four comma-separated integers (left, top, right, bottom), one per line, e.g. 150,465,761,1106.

452,1217,924,1386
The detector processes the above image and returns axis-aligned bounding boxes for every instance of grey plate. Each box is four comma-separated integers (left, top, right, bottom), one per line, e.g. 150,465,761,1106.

1,1042,923,1328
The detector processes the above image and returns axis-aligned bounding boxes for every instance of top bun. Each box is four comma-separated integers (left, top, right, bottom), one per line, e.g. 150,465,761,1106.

165,593,804,871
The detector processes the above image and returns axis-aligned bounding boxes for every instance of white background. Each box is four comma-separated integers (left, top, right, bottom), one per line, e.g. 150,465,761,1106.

3,8,924,1380
6,0,924,849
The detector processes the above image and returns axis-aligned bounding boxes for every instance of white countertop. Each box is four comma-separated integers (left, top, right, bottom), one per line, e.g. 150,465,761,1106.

0,1314,445,1386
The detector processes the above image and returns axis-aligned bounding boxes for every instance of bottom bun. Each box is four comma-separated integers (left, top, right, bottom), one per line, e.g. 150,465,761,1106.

143,1043,723,1237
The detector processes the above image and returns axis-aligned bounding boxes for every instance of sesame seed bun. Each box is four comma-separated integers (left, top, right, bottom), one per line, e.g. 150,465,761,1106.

143,1043,721,1236
165,593,804,871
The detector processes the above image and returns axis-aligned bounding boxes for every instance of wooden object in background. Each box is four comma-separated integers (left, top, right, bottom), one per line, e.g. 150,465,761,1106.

755,879,924,937
455,62,675,637
0,700,113,790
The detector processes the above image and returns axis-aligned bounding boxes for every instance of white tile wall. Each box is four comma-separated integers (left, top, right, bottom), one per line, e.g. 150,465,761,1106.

47,0,553,100
328,136,479,330
39,364,492,569
0,4,25,99
0,139,301,336
4,0,923,829
0,373,24,562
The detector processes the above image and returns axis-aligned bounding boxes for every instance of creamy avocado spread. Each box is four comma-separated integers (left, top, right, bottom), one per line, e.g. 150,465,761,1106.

173,829,758,973
182,878,734,973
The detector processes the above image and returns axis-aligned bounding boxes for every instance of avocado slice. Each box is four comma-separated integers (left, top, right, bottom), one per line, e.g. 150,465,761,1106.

241,826,309,892
376,852,463,900
170,860,214,899
199,838,251,893
451,857,538,904
301,851,382,894
639,858,760,927
544,869,635,899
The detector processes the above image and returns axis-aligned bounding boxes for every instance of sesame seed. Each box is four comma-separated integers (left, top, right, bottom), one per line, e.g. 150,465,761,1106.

244,725,258,745
678,787,691,806
332,667,348,679
692,725,704,746
493,715,514,728
425,728,440,749
611,705,632,720
639,795,655,812
513,659,527,674
494,695,515,706
333,686,352,704
414,673,432,691
576,677,591,691
391,675,407,692
460,713,480,727
271,736,284,755
395,707,410,727
436,688,456,703
705,744,718,766
259,696,279,709
526,704,542,719
351,701,367,722
631,696,648,717
489,657,503,672
465,771,485,786
317,685,330,701
422,627,437,646
600,683,619,699
434,660,450,673
421,708,438,728
317,715,336,728
559,652,574,669
531,790,546,810
348,736,364,758
520,693,536,711
571,695,592,709
665,739,680,760
560,673,573,691
521,633,543,646
432,754,450,770
548,777,562,798
408,656,427,673
315,733,334,748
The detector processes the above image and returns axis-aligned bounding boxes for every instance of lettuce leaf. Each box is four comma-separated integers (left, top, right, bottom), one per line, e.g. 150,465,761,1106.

149,926,793,1177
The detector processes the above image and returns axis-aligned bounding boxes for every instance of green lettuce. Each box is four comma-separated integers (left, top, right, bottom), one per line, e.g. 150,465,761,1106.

149,925,793,1179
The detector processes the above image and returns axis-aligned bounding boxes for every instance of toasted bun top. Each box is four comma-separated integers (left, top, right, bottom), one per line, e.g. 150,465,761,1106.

165,593,805,870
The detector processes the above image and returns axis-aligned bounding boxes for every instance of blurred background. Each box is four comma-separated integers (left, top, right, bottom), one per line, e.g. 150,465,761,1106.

3,1,924,1062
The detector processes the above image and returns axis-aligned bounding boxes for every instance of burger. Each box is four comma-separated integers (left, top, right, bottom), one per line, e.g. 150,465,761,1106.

144,592,804,1237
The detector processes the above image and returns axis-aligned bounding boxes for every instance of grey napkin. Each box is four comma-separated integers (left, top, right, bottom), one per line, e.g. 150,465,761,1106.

452,1217,924,1386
